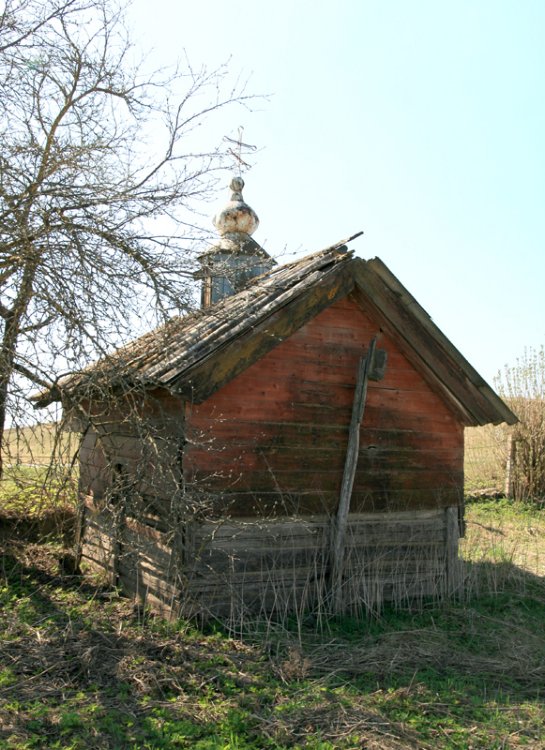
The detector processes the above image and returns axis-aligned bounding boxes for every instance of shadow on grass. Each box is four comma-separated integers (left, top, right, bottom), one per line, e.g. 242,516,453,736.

251,560,545,748
1,543,545,750
290,558,545,688
0,542,262,749
0,506,76,545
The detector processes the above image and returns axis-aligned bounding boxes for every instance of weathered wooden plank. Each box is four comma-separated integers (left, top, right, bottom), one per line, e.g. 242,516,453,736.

83,506,461,618
186,420,463,453
81,510,115,573
192,531,326,549
131,535,172,560
179,488,462,516
117,565,178,610
331,340,377,611
350,492,461,512
186,467,461,496
187,406,460,437
180,509,457,616
183,295,465,512
177,267,356,403
189,540,449,578
350,269,515,426
185,446,461,477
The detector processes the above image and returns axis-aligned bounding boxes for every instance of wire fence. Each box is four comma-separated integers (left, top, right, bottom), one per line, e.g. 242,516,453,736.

2,423,78,468
464,425,513,496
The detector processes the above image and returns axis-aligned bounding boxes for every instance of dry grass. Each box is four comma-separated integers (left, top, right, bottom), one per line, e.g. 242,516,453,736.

0,425,78,536
285,501,545,678
1,500,545,748
464,424,512,494
0,543,436,750
1,423,78,467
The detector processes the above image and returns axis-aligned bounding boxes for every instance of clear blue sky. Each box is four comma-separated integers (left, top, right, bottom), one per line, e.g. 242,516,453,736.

130,0,545,389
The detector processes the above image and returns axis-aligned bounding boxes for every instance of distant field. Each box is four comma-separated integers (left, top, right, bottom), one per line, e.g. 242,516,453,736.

1,423,78,467
464,423,512,494
0,425,78,520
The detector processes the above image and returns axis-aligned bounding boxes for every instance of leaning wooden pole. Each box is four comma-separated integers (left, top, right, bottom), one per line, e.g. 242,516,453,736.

330,337,377,613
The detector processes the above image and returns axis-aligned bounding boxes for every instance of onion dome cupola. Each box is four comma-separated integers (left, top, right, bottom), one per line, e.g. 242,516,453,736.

196,176,275,307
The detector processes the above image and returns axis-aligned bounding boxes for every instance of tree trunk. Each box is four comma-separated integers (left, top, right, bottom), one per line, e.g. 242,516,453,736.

0,258,38,477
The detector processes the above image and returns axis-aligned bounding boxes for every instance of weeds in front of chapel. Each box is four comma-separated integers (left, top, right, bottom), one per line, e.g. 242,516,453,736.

0,498,544,749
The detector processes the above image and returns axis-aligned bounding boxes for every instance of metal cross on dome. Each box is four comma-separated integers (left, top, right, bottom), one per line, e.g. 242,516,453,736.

223,127,257,175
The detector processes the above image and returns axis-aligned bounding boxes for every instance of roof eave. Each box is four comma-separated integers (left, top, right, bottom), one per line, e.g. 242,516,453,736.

352,258,518,427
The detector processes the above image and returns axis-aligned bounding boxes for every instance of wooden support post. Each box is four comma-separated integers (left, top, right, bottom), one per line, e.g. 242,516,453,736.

505,433,516,499
445,506,460,595
330,337,377,613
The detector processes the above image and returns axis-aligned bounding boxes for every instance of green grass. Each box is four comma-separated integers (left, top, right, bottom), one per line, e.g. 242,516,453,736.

0,464,77,547
462,497,545,577
1,501,545,749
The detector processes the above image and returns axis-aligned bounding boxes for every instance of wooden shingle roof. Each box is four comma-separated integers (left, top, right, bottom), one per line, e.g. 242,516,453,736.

36,237,517,427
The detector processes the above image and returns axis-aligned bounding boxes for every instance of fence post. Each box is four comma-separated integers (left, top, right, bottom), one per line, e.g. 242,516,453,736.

504,433,515,499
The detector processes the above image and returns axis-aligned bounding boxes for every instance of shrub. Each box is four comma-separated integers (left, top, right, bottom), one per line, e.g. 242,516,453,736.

496,347,545,504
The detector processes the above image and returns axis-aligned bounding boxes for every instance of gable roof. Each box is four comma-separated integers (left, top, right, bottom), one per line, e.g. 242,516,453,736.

35,237,517,427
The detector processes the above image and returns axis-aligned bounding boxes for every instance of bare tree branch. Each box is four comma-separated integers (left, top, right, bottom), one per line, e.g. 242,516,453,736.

0,0,258,475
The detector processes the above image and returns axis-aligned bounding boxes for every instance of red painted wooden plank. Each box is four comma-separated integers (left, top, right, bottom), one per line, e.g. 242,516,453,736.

184,295,465,511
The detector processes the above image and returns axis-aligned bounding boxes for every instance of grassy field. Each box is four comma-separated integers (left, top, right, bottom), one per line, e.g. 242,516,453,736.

1,424,78,468
0,425,78,529
1,499,544,749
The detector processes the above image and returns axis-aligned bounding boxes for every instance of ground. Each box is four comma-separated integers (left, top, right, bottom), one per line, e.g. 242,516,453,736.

1,499,544,750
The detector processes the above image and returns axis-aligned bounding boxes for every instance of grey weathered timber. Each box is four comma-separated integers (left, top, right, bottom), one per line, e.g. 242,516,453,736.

445,506,461,595
80,505,462,619
182,510,457,617
330,337,377,612
504,434,516,498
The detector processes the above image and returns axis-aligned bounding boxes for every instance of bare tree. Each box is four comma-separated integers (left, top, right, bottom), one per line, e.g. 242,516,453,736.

0,0,252,474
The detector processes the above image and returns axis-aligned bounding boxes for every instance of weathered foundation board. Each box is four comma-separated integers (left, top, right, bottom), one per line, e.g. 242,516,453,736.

81,503,461,619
